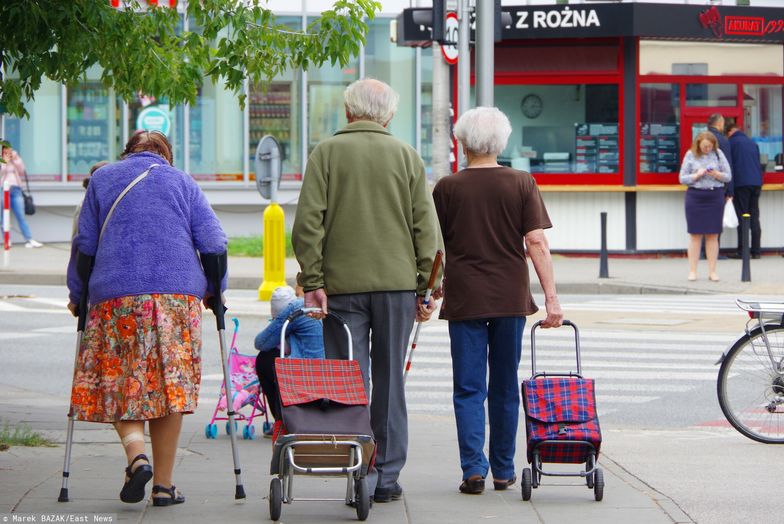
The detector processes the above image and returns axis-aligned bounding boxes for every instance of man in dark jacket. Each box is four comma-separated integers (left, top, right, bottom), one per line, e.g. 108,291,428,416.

727,123,763,258
707,113,732,260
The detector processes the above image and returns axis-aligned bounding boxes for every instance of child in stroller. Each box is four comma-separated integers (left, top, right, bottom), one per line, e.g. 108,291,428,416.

254,285,324,435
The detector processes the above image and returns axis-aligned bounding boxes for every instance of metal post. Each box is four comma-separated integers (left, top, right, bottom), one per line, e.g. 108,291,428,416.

741,213,751,282
599,212,609,279
432,43,451,180
475,0,494,107
456,0,470,166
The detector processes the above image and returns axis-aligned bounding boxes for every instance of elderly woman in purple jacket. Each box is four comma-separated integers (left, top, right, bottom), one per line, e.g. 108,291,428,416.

66,131,227,507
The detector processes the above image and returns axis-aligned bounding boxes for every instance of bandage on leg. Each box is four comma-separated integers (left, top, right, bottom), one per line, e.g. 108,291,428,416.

121,431,145,448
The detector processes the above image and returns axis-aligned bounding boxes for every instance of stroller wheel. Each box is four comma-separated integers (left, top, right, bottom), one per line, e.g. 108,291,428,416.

226,421,238,435
243,425,256,440
205,423,218,439
521,468,532,501
263,421,273,434
269,478,282,521
355,477,370,521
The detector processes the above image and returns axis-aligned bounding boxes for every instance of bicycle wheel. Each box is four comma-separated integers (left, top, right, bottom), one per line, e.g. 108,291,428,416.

717,325,784,444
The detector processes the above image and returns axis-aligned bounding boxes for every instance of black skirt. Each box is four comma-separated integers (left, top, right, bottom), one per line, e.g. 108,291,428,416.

685,187,724,235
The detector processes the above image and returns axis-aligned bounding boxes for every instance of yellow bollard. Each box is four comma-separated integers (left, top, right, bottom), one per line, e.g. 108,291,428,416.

258,203,287,301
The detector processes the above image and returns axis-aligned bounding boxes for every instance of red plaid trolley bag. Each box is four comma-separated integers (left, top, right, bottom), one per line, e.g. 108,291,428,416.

520,320,604,502
268,309,375,522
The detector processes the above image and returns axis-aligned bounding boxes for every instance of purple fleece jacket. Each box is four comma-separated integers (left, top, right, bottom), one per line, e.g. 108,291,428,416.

67,152,228,306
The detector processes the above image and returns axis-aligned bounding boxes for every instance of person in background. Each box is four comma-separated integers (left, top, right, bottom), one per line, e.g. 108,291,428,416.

254,283,324,433
726,122,763,259
679,131,732,282
0,143,43,248
292,78,442,503
707,114,732,260
432,107,562,495
72,161,109,239
66,130,227,507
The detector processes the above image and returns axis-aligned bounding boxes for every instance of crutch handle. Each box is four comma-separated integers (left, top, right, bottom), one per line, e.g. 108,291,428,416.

75,251,94,332
200,252,228,330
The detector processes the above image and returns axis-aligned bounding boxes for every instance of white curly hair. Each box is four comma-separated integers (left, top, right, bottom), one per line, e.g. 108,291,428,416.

343,78,399,126
454,107,512,156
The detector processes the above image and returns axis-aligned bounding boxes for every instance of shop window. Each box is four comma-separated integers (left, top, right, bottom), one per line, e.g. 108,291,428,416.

248,79,301,183
365,18,416,148
496,84,619,175
640,41,784,76
244,16,301,184
67,78,122,181
419,47,433,178
3,79,63,182
639,84,680,174
127,93,185,170
743,85,783,173
685,84,736,107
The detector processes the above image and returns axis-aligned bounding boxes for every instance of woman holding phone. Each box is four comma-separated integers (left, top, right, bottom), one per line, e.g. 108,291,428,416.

679,131,732,282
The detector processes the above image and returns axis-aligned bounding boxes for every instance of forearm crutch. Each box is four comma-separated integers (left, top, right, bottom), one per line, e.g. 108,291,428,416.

59,251,94,502
404,250,443,383
201,252,246,500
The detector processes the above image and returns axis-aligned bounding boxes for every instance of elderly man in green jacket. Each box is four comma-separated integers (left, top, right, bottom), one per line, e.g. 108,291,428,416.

292,78,442,503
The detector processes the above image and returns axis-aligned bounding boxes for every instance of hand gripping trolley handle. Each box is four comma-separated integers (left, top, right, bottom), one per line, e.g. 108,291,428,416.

268,308,374,521
520,320,604,502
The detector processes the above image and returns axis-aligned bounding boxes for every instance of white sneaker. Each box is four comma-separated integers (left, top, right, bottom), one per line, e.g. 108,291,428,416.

25,239,43,248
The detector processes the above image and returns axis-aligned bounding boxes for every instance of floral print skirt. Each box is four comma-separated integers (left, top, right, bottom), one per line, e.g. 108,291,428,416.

70,294,202,423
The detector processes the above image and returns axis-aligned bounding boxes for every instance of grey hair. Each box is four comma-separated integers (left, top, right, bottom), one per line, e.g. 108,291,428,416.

454,107,512,156
344,78,399,125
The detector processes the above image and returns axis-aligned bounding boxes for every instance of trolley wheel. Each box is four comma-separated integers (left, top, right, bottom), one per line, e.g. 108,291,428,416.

269,478,282,521
226,420,238,435
586,455,595,489
521,468,532,501
243,425,256,440
205,423,218,439
355,477,370,521
593,468,604,501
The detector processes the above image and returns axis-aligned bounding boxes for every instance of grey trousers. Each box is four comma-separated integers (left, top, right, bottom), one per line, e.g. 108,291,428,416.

323,291,416,492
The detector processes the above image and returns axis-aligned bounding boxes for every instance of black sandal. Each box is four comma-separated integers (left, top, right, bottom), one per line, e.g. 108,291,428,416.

152,484,185,506
119,454,153,503
459,475,485,495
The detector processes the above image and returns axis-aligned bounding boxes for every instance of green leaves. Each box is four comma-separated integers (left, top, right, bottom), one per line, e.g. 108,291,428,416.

0,0,381,118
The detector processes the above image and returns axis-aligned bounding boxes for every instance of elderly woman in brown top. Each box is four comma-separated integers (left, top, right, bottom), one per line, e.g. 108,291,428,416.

432,107,562,495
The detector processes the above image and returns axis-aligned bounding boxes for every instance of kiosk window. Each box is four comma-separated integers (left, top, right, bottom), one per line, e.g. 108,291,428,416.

639,84,680,174
496,84,619,175
744,85,784,173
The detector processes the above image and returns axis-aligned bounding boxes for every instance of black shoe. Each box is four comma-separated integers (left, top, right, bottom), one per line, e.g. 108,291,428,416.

718,255,728,260
373,482,403,503
752,254,761,259
726,253,742,259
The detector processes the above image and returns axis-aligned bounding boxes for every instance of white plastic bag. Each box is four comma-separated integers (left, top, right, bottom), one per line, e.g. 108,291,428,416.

723,200,739,229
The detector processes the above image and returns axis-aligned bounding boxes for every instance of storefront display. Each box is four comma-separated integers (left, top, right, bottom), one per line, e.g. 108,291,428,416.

249,83,299,181
67,83,119,180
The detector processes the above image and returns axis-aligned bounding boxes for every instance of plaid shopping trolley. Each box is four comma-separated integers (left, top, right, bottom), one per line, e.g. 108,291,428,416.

520,320,604,502
268,309,375,522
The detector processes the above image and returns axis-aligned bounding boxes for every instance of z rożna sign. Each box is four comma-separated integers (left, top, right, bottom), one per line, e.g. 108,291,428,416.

396,3,784,47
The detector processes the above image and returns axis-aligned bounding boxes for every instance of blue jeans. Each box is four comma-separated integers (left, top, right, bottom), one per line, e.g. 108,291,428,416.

1,186,33,241
449,317,525,481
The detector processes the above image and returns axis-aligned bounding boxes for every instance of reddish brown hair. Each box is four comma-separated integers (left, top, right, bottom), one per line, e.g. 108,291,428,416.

121,130,173,165
690,131,718,158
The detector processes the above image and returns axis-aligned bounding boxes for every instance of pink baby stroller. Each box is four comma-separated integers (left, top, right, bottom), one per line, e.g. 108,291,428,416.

205,318,272,440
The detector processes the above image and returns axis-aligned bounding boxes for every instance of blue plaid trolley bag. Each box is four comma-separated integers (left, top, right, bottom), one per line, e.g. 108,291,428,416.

520,320,604,501
268,309,375,522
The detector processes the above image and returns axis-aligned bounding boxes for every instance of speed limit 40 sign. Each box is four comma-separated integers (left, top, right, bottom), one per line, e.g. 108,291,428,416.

441,12,459,64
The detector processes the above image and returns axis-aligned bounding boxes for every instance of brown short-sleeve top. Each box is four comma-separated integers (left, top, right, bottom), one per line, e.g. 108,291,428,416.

432,166,552,321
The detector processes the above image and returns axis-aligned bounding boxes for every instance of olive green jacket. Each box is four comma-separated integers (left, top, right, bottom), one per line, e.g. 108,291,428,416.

292,120,442,296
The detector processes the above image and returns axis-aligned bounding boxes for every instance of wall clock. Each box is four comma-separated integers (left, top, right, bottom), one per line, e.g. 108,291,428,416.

521,94,543,119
